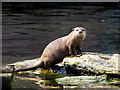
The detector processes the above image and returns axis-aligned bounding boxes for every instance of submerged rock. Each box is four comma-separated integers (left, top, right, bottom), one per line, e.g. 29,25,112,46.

55,75,106,85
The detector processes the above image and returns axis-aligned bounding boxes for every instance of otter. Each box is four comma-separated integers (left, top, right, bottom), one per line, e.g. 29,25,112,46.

15,27,86,72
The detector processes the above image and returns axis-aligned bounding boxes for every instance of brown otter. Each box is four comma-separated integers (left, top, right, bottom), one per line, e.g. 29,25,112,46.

15,27,86,72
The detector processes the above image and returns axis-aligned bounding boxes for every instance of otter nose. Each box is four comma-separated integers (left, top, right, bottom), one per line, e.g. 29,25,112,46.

79,31,82,33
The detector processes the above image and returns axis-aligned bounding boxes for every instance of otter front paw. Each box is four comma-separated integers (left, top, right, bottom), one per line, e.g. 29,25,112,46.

75,53,83,57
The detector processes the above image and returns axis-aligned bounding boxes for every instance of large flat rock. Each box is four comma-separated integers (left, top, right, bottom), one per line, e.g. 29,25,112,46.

61,52,120,75
8,52,120,75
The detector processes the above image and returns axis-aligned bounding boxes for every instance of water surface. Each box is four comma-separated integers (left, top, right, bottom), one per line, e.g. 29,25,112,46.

2,3,119,65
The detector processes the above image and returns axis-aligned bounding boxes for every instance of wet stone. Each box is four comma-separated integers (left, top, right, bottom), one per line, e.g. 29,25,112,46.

58,52,120,75
8,52,120,76
6,52,120,88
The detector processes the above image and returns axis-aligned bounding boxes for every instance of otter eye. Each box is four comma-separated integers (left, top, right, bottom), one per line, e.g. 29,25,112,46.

82,29,86,31
82,29,85,31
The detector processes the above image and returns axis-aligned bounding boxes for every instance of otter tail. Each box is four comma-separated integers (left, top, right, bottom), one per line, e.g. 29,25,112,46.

15,60,44,72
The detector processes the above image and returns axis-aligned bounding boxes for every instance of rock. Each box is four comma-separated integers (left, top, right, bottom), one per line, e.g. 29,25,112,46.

6,52,120,88
58,52,120,75
8,52,120,76
55,75,106,85
1,65,15,73
0,65,15,89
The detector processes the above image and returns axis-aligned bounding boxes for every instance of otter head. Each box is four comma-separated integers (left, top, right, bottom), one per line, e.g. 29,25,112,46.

72,27,86,40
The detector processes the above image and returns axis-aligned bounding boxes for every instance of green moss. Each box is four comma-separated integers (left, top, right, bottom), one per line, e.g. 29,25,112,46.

40,80,58,86
107,78,120,87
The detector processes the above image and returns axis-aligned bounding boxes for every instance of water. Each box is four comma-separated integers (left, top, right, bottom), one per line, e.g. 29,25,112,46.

2,3,119,65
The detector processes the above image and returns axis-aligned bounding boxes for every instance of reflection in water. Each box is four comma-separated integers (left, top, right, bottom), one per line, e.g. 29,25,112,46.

2,3,119,65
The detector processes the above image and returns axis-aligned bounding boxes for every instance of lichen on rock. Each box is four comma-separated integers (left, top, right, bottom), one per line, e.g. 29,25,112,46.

59,52,120,75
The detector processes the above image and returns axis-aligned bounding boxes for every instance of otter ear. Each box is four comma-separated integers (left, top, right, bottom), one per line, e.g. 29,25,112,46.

72,28,75,31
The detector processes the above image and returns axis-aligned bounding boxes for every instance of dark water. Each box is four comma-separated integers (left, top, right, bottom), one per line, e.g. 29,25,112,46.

2,3,120,65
